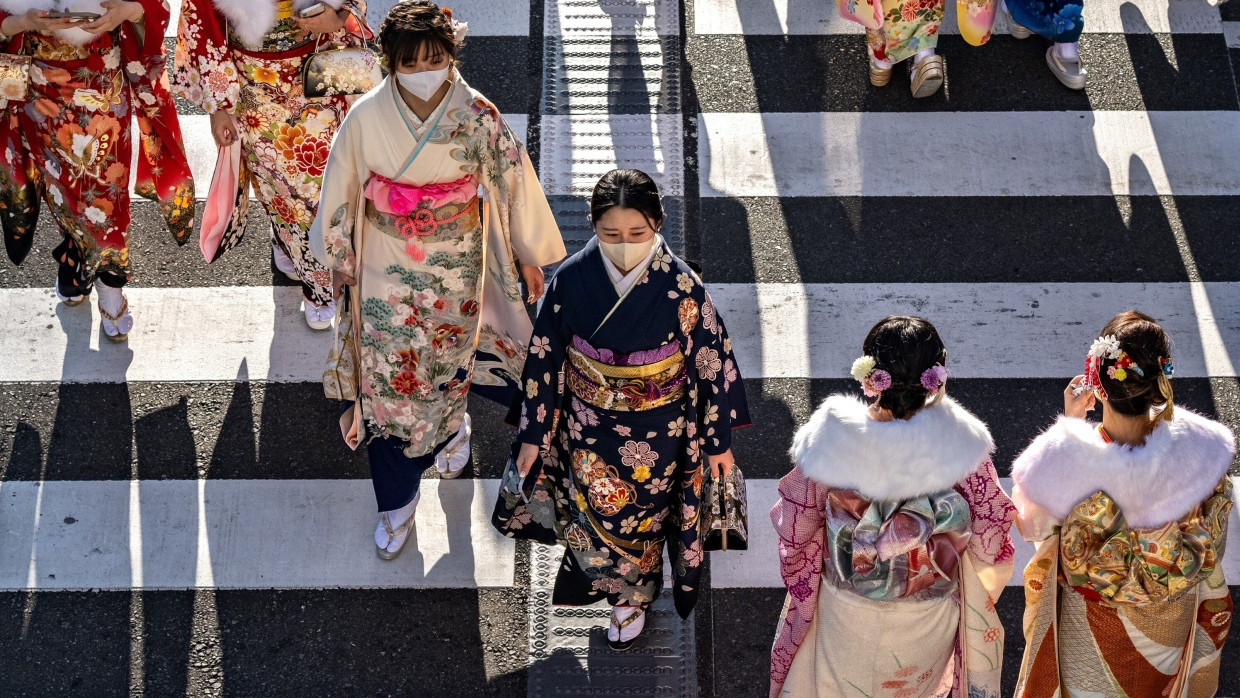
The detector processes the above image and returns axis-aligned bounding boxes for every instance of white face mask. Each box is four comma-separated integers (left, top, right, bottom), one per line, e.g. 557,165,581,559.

396,65,451,101
598,237,656,272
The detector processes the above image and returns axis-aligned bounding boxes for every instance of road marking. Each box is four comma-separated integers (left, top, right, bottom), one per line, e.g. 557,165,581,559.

699,111,1240,198
0,479,514,590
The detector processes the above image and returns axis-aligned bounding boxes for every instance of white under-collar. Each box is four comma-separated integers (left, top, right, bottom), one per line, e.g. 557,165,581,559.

790,394,994,501
600,235,660,296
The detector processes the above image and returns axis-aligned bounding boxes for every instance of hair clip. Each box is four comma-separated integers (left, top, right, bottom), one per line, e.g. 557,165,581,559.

1159,356,1174,378
850,355,890,397
920,364,947,392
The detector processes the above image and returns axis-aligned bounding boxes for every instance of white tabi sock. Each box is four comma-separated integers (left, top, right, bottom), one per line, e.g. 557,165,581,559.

608,605,646,643
375,491,420,551
871,56,893,70
1054,42,1079,61
96,283,124,316
914,48,936,65
436,415,472,474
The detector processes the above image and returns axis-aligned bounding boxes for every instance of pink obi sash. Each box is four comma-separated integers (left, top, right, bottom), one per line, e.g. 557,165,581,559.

363,173,478,262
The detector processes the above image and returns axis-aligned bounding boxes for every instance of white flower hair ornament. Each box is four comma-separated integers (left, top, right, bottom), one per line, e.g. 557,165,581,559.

850,355,891,398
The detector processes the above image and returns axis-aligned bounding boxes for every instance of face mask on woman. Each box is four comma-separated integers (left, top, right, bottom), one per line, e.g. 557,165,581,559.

396,65,451,101
598,237,656,271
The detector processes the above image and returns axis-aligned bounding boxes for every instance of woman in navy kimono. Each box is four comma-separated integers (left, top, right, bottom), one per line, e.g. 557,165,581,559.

498,169,750,650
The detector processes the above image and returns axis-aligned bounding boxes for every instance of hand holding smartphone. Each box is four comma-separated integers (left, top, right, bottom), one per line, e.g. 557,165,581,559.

298,3,327,18
45,11,102,22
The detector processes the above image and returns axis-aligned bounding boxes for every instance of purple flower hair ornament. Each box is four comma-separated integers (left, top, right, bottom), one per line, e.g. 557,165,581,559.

920,364,947,393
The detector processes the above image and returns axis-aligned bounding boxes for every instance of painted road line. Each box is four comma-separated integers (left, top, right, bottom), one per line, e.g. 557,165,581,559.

699,111,1240,198
1225,21,1240,48
693,0,1224,34
2,282,1237,382
540,114,685,196
547,0,680,36
129,115,529,201
710,477,1240,588
710,282,1240,380
0,478,513,590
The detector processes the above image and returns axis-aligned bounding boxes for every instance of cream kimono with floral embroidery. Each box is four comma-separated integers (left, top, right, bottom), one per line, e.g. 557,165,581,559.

311,74,565,456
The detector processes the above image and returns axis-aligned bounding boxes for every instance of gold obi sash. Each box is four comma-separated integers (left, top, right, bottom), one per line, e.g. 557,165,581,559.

566,339,687,412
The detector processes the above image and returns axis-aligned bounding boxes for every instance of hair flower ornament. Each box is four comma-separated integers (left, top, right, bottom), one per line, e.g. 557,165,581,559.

851,355,890,397
920,364,947,392
440,7,469,42
1088,334,1122,360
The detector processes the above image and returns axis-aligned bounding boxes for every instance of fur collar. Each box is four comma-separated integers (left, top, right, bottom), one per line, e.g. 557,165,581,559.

790,394,994,501
1012,410,1235,528
0,0,108,45
211,0,345,50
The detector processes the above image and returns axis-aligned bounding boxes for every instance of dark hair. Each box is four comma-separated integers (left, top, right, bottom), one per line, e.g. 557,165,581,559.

589,169,664,230
379,1,460,73
1094,310,1174,421
862,316,948,420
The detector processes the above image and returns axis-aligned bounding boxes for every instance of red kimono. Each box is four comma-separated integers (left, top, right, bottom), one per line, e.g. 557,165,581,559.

0,0,194,292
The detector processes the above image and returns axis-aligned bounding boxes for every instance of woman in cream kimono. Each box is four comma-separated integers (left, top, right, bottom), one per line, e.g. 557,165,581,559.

172,0,369,329
770,316,1016,698
310,2,566,559
1012,311,1234,697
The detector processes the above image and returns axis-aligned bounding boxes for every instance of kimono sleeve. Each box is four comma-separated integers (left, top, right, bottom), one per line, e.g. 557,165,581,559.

689,285,751,456
514,273,568,448
768,466,829,698
171,0,240,113
953,459,1017,595
309,106,368,276
487,110,566,268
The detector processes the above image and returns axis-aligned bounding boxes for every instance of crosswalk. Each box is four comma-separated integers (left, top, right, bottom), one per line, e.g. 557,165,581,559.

2,0,1239,695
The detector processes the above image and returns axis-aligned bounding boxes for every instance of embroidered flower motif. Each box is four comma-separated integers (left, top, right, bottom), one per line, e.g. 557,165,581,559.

632,465,651,482
676,272,694,293
530,336,551,359
619,441,657,469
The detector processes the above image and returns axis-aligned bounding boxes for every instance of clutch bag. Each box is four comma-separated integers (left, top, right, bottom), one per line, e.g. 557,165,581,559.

0,53,32,103
300,45,383,99
700,464,749,552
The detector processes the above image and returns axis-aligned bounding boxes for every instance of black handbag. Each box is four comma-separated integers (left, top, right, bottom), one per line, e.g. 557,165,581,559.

700,465,748,551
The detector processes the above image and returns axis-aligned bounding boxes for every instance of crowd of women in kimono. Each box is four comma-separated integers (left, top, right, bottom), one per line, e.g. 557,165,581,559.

0,0,194,341
172,0,371,329
768,310,1234,697
832,0,1089,95
309,2,566,559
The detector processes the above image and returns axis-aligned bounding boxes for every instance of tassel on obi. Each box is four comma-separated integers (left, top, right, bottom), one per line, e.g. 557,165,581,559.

363,173,479,263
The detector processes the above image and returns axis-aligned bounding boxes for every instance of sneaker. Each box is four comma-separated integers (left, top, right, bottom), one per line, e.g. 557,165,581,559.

1046,46,1087,90
273,244,300,281
304,299,334,331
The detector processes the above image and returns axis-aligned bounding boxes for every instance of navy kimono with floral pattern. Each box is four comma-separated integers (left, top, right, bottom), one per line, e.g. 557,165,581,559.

504,238,749,618
1006,0,1084,42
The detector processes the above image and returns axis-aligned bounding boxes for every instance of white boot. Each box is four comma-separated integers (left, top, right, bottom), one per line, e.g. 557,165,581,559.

435,414,472,479
96,283,132,342
375,490,420,560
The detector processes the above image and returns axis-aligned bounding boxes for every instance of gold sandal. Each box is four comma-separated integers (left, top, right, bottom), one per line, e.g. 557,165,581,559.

910,55,945,98
376,510,417,561
608,606,646,652
869,58,892,87
98,295,130,343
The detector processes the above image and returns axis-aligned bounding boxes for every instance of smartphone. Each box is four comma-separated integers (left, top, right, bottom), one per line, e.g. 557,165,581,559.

297,3,327,18
46,11,101,21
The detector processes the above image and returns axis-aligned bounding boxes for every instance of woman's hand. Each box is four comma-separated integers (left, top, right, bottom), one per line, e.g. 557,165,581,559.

295,8,347,36
516,442,540,477
81,0,144,34
332,270,357,299
520,263,545,304
209,110,240,148
707,448,735,480
6,10,80,35
1064,375,1096,419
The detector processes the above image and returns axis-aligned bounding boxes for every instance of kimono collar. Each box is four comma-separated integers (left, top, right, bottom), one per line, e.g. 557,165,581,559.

1012,409,1235,528
791,394,993,501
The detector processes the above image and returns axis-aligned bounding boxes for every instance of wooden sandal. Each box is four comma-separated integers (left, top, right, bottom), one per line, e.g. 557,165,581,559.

98,295,130,343
608,606,646,652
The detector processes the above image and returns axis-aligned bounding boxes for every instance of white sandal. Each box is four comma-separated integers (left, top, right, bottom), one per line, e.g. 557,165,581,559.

1045,46,1087,90
436,414,472,479
97,291,132,342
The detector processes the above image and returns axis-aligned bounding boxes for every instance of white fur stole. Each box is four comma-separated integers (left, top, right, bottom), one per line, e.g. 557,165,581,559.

1011,410,1235,528
211,0,346,50
790,394,995,501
